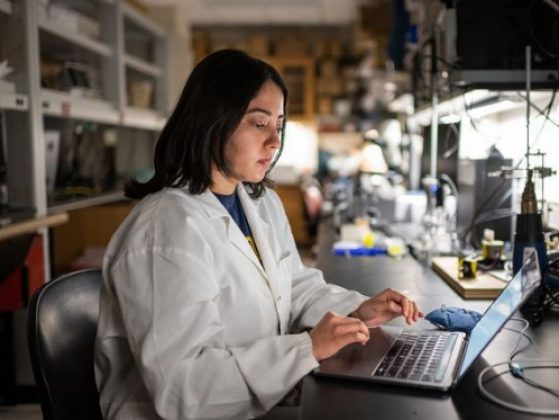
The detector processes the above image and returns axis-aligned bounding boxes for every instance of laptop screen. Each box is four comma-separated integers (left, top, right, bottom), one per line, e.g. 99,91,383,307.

457,250,541,378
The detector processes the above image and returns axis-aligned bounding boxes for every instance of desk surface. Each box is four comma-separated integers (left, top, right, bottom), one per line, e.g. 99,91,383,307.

301,222,559,420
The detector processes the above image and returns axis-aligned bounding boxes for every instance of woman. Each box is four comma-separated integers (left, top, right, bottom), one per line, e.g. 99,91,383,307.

95,49,422,420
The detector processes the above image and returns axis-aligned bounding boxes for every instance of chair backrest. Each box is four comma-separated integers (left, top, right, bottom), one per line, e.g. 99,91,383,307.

27,268,103,420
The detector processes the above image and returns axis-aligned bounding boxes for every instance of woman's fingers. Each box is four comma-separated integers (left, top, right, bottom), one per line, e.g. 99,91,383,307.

338,329,370,347
380,288,424,324
331,317,370,340
310,312,372,361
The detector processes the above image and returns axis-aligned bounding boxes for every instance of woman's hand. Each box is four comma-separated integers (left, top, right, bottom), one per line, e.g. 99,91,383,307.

352,288,423,327
309,311,370,362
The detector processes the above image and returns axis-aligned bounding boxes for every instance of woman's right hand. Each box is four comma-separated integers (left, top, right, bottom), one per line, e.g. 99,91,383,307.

309,311,370,362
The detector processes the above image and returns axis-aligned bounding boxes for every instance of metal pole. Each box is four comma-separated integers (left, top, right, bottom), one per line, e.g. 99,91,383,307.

430,36,438,181
526,45,531,171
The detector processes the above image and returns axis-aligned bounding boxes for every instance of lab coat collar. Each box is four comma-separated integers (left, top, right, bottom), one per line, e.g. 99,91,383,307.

195,187,268,278
196,188,232,219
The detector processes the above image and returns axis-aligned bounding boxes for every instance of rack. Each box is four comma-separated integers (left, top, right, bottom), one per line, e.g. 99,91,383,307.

0,0,171,280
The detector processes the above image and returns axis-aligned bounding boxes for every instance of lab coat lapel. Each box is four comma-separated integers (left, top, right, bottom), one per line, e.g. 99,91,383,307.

197,189,266,277
237,185,280,299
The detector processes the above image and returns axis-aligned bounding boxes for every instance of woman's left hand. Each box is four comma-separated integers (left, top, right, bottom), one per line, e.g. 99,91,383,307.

351,288,423,327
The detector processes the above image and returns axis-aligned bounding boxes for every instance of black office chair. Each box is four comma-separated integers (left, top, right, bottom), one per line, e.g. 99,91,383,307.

27,268,103,420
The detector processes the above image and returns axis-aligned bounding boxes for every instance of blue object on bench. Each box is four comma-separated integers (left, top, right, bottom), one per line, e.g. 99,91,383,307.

424,306,482,334
332,247,388,257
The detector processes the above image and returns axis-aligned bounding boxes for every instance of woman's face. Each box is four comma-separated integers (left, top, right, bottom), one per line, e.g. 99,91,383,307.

211,80,285,194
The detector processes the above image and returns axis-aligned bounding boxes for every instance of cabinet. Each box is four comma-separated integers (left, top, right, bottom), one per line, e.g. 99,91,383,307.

275,185,312,246
0,0,171,280
265,57,315,121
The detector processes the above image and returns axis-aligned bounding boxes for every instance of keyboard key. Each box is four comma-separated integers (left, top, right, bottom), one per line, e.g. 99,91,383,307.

373,330,458,384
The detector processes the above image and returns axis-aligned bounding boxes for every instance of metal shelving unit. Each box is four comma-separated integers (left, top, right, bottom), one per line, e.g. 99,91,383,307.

0,0,171,280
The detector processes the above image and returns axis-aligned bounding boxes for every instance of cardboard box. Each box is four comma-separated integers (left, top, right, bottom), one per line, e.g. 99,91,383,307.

48,4,100,38
128,80,153,108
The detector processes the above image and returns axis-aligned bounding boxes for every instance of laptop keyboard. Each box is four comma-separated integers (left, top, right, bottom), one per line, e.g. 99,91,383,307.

373,330,457,383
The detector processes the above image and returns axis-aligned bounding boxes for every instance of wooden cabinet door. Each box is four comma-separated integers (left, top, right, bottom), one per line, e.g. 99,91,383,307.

266,57,315,120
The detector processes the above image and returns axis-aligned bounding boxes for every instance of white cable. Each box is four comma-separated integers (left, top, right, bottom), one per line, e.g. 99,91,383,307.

542,0,559,14
504,318,531,359
477,318,559,415
478,361,559,416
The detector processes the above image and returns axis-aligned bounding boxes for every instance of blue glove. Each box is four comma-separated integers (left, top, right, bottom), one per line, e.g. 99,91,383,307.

424,306,482,334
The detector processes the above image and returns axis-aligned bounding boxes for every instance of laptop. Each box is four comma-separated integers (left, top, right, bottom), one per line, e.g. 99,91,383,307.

314,250,541,391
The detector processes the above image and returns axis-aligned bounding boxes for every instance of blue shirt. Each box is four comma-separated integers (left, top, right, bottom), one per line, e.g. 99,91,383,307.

213,191,260,259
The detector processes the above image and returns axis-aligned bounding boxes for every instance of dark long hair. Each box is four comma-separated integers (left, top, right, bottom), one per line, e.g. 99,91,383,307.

125,49,288,199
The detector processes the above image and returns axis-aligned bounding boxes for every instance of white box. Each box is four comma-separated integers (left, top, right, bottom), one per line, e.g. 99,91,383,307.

48,4,100,38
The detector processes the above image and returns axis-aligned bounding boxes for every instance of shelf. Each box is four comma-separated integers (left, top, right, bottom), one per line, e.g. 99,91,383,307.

125,54,162,78
451,69,559,90
0,0,12,15
0,92,28,111
38,17,113,57
48,190,126,213
122,107,165,131
41,88,119,124
412,90,490,126
0,0,171,284
410,89,552,126
122,3,165,38
0,212,69,241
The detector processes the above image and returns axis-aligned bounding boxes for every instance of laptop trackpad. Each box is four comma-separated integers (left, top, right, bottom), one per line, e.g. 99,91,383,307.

317,326,402,378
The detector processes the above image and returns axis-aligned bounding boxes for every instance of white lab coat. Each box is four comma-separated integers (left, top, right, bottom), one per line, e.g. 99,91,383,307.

95,184,368,420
